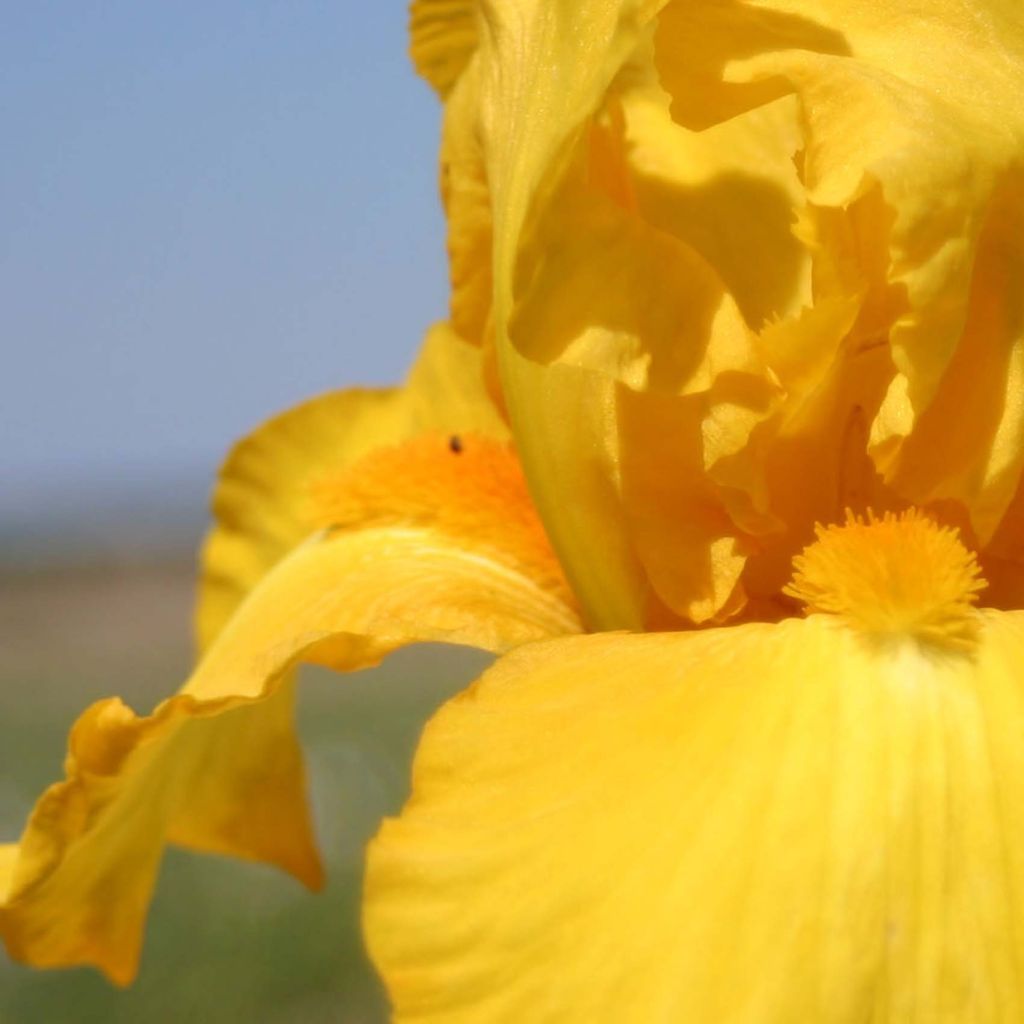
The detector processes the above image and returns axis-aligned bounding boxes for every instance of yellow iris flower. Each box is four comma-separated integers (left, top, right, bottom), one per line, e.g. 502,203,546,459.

3,0,1024,1019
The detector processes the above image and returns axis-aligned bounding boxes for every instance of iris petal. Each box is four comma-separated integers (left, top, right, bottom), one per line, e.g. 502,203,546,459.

657,0,1024,539
367,613,1024,1021
409,0,478,99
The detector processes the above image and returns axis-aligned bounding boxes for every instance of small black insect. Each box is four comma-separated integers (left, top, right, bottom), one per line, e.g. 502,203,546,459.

449,435,463,454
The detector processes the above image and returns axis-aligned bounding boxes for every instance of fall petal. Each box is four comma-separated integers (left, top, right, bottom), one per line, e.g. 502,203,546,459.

367,611,1024,1022
1,433,576,985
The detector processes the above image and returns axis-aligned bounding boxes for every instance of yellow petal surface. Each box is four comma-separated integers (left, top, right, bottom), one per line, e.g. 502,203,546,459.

368,608,1024,1022
497,348,652,630
1,434,578,986
197,322,507,649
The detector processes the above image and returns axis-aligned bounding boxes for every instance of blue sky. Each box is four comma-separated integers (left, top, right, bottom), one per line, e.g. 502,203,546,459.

1,3,447,513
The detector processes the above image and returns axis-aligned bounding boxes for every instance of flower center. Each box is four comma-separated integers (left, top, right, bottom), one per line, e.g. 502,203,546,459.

784,510,987,650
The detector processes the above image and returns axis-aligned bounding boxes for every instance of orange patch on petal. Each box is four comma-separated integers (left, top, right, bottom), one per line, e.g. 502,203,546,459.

308,433,576,611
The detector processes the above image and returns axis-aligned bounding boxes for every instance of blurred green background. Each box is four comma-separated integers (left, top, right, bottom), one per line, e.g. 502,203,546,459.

0,550,490,1023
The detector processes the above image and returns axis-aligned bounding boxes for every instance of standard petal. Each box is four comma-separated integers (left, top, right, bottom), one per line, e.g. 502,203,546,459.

656,0,1024,539
197,322,507,649
367,613,1024,1021
476,1,669,626
503,184,780,622
475,9,795,626
1,434,578,985
879,170,1024,539
479,0,657,290
618,385,755,623
409,0,478,98
439,59,493,347
622,60,811,329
